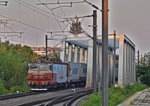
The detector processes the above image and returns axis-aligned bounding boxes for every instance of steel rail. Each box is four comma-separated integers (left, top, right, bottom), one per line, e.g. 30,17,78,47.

64,90,92,106
45,89,92,106
0,92,41,100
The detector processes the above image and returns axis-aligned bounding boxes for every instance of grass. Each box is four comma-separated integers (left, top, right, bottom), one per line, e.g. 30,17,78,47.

82,83,148,106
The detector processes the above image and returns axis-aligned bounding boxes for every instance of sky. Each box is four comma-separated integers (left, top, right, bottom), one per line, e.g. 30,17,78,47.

0,0,150,53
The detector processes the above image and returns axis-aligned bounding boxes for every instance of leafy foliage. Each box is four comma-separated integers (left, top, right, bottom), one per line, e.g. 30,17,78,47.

0,41,38,94
137,66,150,86
0,81,8,95
82,83,148,106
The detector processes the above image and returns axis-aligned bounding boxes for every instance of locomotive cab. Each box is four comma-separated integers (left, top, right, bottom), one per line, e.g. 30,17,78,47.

28,63,56,91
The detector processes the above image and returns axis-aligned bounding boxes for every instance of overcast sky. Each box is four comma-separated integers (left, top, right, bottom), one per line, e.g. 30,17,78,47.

0,0,149,53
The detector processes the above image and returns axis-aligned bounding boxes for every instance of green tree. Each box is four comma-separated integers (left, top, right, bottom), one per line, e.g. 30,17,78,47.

136,65,150,86
0,41,39,92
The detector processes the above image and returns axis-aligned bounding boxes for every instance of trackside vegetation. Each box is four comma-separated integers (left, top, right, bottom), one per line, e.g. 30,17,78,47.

137,66,150,86
82,83,148,106
0,41,39,95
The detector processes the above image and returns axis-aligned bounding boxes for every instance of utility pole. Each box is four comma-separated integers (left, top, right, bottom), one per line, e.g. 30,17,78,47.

113,30,116,84
45,35,48,60
137,50,140,67
102,0,109,106
93,10,97,93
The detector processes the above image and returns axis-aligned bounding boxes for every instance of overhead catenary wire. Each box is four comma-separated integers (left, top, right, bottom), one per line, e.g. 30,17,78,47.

0,14,47,32
14,0,64,34
14,0,62,19
5,24,21,33
10,23,42,42
14,0,56,33
37,0,69,49
53,1,67,46
0,36,36,46
3,24,23,38
37,0,63,31
0,22,42,46
0,15,45,46
11,23,43,36
10,14,69,48
15,0,69,34
2,0,95,47
51,5,72,11
36,0,86,33
47,35,68,52
36,1,85,5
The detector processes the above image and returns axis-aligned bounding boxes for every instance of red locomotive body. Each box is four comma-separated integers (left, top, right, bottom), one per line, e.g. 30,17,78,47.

28,63,56,90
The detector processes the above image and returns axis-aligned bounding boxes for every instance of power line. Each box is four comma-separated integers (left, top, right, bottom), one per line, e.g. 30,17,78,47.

36,0,72,50
14,0,66,34
14,0,62,19
14,0,56,32
5,24,22,34
10,23,44,46
0,14,47,32
0,19,23,39
36,1,85,5
37,0,63,31
11,23,42,36
60,3,66,18
0,16,48,46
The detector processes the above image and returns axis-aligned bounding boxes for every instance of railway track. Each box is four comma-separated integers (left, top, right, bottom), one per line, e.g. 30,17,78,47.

64,90,91,106
18,88,92,106
0,91,41,100
0,85,85,101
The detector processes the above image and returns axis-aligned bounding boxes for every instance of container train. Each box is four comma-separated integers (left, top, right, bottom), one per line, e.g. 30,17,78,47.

28,62,87,91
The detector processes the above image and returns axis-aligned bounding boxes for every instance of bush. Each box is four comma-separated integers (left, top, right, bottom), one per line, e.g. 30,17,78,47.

10,85,30,94
0,82,8,95
82,83,148,106
10,86,22,93
0,41,38,94
137,66,150,86
21,84,31,92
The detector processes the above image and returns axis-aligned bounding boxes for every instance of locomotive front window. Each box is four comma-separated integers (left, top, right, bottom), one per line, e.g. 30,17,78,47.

29,64,50,71
29,64,39,71
39,64,50,71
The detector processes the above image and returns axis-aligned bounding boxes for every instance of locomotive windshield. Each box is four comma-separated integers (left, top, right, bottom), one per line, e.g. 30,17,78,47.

29,63,50,71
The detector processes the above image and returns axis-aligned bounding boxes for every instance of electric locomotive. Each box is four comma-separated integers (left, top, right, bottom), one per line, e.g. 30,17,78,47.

28,62,87,91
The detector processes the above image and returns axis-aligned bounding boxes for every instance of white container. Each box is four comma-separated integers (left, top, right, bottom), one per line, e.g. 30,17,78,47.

53,63,68,83
70,63,80,82
70,63,87,82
